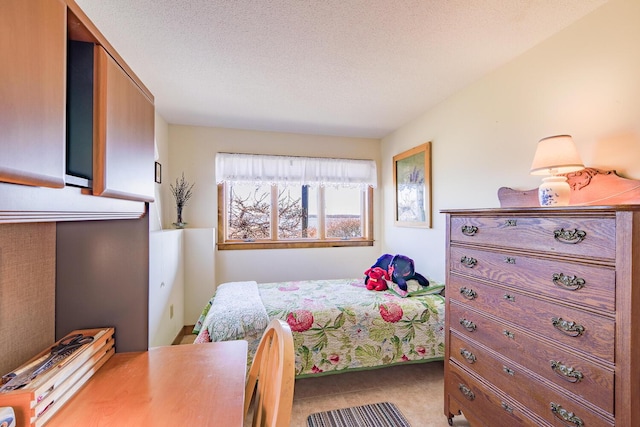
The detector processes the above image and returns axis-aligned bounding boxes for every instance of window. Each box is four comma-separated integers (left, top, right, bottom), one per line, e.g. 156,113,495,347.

216,153,376,250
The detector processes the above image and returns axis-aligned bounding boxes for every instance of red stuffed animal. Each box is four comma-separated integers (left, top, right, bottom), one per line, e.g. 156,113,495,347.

364,266,390,291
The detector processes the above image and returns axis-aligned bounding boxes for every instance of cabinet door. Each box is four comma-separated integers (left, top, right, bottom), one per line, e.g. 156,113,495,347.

0,0,66,188
93,46,154,202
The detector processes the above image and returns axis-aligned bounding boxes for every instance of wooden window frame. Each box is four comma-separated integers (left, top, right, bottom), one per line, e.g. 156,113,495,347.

217,184,374,250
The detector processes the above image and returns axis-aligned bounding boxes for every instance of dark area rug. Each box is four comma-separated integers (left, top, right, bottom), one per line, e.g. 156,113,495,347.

306,401,411,427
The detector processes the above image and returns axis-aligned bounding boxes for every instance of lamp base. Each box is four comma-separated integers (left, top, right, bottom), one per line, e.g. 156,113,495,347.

538,176,571,206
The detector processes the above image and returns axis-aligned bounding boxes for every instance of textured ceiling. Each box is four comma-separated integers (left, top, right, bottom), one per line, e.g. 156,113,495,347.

75,0,607,138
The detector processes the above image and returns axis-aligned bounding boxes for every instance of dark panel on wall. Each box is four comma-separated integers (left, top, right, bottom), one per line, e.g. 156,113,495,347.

56,216,149,352
66,40,94,181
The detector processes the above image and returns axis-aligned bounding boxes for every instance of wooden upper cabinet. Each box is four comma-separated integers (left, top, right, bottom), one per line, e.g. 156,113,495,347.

93,46,155,202
0,0,66,188
0,0,155,222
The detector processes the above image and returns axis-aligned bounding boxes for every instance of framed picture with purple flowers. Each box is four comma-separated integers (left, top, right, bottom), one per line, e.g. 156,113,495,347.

393,142,431,228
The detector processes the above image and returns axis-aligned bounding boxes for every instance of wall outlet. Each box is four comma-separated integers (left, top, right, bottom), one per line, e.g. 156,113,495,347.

170,304,174,319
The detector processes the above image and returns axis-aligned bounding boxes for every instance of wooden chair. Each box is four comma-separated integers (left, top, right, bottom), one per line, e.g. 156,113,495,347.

244,319,295,427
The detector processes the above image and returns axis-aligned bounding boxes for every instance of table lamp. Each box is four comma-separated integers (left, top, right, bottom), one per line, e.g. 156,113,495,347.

530,135,584,206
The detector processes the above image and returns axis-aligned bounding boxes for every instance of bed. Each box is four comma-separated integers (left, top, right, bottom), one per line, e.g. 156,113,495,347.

193,277,445,377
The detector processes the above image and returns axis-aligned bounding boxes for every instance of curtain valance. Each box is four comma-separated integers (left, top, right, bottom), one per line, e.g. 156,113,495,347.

215,153,377,188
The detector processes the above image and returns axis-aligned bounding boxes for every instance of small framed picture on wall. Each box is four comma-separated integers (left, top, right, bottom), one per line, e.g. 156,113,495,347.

155,161,162,184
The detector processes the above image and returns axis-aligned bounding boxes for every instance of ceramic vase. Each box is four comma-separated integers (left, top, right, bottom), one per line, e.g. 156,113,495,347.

538,176,571,206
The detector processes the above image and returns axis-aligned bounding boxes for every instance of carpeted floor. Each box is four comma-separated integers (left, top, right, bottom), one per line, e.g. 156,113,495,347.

180,334,469,427
291,362,469,427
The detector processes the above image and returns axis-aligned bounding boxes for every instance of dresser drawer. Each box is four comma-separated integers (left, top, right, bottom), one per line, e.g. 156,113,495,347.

447,362,542,427
450,215,615,260
449,298,614,363
449,331,614,414
450,246,616,312
450,338,614,427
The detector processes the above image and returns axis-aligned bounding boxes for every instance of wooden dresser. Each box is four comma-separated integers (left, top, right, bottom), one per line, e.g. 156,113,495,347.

443,206,640,427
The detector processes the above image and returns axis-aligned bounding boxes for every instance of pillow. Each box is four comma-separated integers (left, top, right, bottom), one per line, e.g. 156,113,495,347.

386,278,445,298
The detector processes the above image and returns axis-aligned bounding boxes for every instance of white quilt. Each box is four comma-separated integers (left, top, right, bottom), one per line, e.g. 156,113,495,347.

196,281,269,342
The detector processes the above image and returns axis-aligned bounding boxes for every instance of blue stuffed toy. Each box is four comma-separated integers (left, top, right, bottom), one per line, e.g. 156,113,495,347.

364,253,429,292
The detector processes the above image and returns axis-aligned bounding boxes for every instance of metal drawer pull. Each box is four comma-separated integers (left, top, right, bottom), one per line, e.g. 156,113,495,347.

550,360,584,383
550,402,584,427
458,384,475,401
552,317,585,337
460,348,476,364
503,330,515,339
502,366,515,376
459,318,477,332
552,273,585,291
459,287,477,300
461,225,478,236
460,256,477,268
553,228,587,244
501,402,514,413
503,294,515,302
504,219,517,227
504,257,516,264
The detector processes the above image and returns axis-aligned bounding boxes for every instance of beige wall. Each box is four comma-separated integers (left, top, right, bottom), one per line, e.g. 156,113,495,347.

382,0,640,282
166,126,382,285
148,112,182,345
148,229,184,347
150,112,169,231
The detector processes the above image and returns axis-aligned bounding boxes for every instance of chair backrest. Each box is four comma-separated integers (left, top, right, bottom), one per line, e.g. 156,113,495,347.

244,319,295,427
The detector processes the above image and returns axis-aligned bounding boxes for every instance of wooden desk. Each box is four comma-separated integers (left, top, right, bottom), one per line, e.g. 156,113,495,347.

47,341,247,427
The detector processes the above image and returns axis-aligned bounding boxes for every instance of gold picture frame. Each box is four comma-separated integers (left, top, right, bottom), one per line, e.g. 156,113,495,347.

393,142,431,228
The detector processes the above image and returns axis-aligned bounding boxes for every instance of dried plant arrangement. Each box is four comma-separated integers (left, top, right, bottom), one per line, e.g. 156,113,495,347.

170,173,195,228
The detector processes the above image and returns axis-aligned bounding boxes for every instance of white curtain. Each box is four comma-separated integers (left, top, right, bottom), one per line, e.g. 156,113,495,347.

215,153,377,189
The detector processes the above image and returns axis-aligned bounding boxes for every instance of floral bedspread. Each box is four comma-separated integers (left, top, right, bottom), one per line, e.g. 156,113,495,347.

194,278,445,377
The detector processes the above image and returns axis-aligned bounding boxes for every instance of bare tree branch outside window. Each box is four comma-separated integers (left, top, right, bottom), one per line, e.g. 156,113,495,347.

227,183,361,241
228,184,270,240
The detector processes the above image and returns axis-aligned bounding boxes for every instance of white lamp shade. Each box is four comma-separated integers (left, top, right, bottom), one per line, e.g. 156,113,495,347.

530,135,584,176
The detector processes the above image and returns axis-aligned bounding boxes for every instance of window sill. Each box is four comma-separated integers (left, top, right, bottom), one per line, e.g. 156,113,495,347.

217,239,374,250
